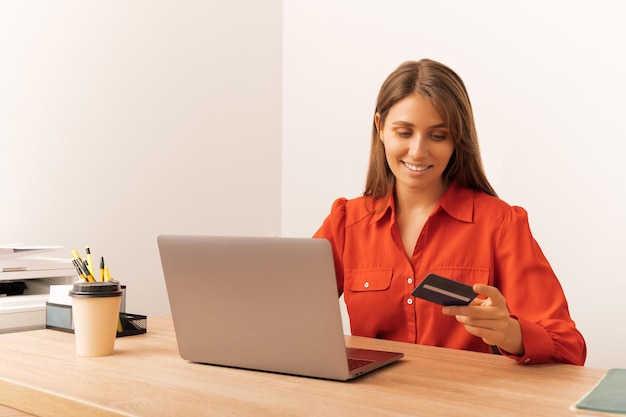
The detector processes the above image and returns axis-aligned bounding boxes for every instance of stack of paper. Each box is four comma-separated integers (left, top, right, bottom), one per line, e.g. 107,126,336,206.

1,245,73,280
0,244,64,259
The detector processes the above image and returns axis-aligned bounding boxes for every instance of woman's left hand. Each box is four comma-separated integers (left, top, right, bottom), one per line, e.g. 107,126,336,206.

442,283,524,356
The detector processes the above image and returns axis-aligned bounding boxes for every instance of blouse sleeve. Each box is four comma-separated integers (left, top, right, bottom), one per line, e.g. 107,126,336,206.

494,206,587,365
313,198,348,296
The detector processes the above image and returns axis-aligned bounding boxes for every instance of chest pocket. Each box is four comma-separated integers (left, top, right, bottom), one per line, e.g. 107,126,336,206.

346,268,393,292
428,266,491,286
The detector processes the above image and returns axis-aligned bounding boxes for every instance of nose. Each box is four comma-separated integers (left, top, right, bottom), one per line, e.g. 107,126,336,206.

408,134,428,159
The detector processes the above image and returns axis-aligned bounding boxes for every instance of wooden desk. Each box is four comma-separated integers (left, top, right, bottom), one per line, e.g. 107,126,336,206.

0,316,604,417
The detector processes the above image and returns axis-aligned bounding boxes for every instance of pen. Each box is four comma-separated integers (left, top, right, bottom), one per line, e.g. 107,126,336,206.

100,257,105,282
69,248,95,282
70,250,87,281
85,246,94,276
77,258,96,283
72,259,87,282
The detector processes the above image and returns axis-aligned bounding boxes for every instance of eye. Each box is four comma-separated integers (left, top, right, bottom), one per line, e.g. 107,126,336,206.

430,131,448,141
395,129,412,138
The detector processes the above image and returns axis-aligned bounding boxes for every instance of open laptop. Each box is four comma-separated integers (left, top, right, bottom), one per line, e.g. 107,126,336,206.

157,234,403,381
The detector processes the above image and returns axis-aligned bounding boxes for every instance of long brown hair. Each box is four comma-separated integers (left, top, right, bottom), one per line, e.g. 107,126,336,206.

364,59,497,198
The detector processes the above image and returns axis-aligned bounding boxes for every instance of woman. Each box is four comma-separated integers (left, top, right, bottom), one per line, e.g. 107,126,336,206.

314,59,586,365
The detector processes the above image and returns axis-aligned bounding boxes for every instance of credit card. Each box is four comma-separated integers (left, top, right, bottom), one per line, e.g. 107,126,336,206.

412,273,477,306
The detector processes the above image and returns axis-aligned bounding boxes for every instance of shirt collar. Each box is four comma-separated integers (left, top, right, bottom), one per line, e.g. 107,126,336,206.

370,180,474,225
437,180,474,223
370,192,395,224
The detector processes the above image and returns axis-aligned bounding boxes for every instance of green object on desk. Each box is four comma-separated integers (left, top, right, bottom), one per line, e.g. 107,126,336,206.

574,368,626,415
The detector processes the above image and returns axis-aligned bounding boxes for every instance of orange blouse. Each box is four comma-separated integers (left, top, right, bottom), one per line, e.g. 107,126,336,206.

314,181,586,365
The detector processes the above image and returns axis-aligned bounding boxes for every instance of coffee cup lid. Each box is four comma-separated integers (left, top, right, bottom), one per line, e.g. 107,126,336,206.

69,281,123,298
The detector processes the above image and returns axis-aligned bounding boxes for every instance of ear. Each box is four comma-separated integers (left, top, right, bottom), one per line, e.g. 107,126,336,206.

374,113,383,142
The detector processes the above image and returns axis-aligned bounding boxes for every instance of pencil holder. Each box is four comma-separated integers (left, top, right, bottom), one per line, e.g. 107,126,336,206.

46,304,147,337
46,284,147,337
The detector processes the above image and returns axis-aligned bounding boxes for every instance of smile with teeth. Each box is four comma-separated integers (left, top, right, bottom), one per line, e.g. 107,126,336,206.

403,161,430,172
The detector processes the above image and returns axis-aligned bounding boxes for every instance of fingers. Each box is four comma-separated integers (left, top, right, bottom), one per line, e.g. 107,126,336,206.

448,309,511,348
452,312,511,330
472,283,505,305
441,283,509,330
442,284,503,314
442,304,497,319
462,316,524,356
458,322,501,342
439,283,523,354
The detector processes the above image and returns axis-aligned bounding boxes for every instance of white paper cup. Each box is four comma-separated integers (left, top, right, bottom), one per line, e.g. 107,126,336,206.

69,281,123,357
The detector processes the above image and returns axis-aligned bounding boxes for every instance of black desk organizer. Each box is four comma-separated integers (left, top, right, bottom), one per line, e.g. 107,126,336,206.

45,285,146,337
117,312,147,337
45,302,147,337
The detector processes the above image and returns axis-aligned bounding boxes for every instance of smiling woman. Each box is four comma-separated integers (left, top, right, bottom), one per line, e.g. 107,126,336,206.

374,93,455,258
313,58,587,366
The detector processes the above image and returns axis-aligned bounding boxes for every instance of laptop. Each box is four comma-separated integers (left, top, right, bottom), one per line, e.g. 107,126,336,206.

157,234,403,381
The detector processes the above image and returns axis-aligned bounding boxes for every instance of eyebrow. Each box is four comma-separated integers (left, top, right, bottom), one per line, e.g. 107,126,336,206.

391,121,447,129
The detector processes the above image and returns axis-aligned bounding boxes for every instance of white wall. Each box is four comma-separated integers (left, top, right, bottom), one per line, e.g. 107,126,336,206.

2,0,623,370
0,1,282,317
283,0,626,369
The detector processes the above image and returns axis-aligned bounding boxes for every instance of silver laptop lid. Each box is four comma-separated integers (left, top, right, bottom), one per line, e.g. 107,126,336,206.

158,235,353,380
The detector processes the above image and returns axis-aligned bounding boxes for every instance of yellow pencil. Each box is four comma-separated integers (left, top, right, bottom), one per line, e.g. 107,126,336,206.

104,267,111,282
99,257,105,282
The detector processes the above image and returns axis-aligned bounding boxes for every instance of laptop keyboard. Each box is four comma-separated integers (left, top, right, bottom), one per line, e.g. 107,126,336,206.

348,358,375,371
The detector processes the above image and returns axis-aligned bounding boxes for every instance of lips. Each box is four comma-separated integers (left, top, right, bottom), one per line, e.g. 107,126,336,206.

403,161,430,172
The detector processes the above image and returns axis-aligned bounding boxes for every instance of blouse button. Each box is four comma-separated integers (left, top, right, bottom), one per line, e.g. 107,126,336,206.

407,298,413,305
363,282,370,288
407,277,413,284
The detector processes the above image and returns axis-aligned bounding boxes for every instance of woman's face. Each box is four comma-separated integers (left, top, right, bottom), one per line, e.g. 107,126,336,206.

376,93,455,195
